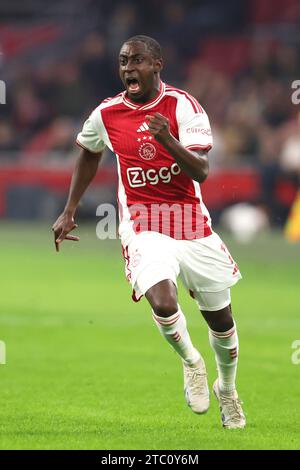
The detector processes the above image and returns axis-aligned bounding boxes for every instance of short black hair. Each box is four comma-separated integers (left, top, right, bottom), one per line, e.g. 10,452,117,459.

123,35,162,59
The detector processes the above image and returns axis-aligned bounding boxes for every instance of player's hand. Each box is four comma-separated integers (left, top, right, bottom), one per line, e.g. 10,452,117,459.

52,213,80,252
145,112,172,144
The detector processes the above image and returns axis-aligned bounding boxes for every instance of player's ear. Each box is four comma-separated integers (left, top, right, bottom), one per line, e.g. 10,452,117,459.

154,58,163,73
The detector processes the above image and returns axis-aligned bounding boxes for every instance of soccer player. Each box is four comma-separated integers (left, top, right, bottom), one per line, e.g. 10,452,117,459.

52,35,246,429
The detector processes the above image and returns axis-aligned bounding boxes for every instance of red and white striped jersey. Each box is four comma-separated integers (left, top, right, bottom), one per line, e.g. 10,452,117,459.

76,81,213,241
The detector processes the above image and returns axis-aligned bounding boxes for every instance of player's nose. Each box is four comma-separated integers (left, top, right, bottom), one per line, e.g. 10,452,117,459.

123,59,135,73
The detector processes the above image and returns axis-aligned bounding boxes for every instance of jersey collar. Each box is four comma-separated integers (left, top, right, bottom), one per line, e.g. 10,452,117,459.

122,81,165,110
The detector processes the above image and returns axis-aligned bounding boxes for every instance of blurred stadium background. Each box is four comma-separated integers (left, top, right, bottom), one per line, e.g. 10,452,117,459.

0,0,300,450
1,0,300,227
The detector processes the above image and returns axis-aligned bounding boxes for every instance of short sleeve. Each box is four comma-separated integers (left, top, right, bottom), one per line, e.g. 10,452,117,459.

177,94,213,151
76,107,106,154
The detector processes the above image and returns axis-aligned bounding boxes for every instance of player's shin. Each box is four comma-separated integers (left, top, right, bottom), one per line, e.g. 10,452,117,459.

152,307,200,365
208,321,239,394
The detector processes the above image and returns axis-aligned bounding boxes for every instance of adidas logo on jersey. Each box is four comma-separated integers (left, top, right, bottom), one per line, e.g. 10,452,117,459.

137,122,149,132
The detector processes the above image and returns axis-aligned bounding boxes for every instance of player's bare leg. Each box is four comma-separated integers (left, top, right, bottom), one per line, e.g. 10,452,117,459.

200,304,246,429
145,280,209,414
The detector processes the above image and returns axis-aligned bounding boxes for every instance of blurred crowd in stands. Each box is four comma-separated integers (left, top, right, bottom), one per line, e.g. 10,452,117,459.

0,0,300,224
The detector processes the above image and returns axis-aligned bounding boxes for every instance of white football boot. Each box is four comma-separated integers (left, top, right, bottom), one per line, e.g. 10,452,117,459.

213,379,246,429
183,357,209,414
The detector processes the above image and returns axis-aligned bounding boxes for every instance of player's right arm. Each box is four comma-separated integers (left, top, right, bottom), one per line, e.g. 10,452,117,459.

52,148,103,252
53,104,107,251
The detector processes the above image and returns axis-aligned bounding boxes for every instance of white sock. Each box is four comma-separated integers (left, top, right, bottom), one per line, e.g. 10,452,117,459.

209,322,239,394
152,307,200,366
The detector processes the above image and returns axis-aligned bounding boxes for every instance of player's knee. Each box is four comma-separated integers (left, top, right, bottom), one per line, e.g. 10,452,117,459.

146,280,178,317
201,305,234,332
151,297,178,317
209,317,234,332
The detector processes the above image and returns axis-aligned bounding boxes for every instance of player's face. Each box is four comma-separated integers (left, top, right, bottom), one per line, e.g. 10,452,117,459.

119,41,162,103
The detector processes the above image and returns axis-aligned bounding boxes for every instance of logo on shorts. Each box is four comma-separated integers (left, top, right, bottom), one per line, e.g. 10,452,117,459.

138,142,156,160
132,250,141,268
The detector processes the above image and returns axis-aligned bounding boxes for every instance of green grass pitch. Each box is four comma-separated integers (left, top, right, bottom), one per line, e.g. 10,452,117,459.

0,222,300,450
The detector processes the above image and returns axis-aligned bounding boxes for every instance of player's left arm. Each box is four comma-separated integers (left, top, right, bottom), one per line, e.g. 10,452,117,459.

146,112,209,183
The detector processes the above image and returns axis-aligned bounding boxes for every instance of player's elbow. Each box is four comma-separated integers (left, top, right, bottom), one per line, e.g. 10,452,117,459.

197,166,209,183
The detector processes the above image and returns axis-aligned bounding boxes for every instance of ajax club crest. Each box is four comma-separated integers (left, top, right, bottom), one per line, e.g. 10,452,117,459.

138,142,156,160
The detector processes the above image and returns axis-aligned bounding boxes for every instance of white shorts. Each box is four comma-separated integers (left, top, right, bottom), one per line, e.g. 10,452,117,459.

192,288,231,312
121,230,241,308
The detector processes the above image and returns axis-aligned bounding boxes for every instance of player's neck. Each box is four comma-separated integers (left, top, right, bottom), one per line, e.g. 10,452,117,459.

143,82,161,102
